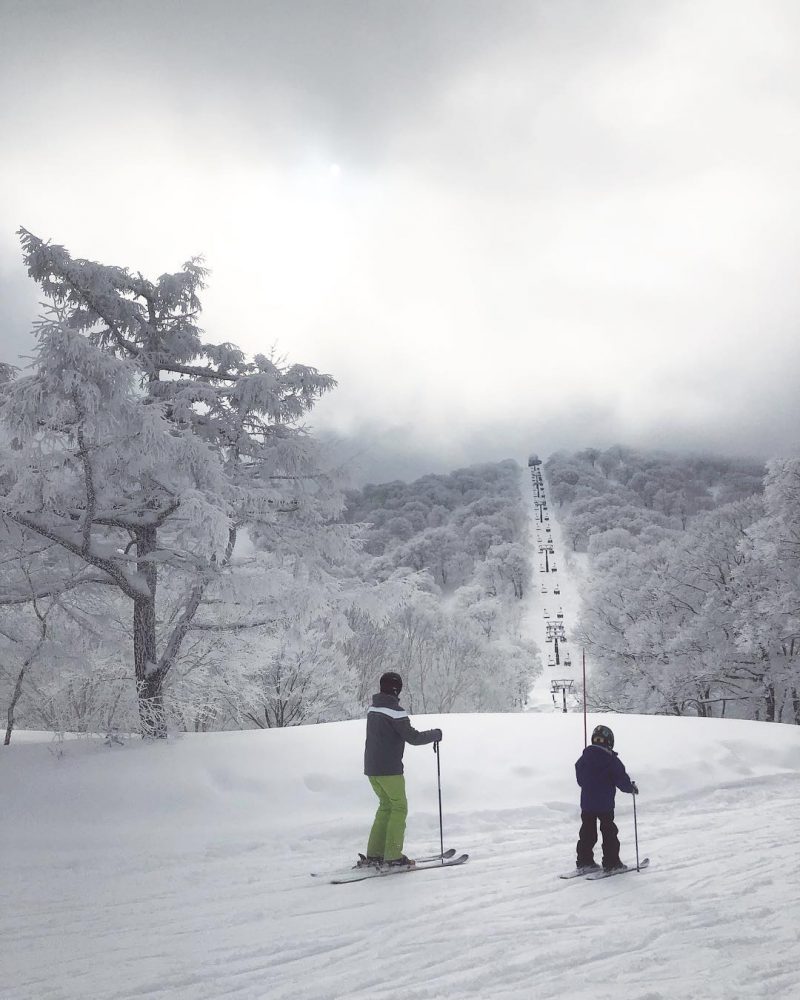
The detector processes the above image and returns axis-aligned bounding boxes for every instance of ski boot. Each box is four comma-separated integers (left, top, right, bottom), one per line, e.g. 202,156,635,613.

355,854,383,869
382,854,415,870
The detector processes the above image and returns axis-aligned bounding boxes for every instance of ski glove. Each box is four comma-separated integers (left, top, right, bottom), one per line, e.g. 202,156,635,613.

631,782,639,795
431,729,443,742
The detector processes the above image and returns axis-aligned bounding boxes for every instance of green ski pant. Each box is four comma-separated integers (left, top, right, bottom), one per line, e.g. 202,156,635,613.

367,775,408,861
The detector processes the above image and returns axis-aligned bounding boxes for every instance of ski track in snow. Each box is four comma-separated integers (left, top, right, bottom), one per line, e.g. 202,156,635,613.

3,729,800,1000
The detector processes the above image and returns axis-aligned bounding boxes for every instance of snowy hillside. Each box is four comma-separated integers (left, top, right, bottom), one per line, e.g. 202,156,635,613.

3,713,800,1000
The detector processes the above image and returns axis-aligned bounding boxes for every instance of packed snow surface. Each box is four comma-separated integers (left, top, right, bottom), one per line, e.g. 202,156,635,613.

3,713,800,999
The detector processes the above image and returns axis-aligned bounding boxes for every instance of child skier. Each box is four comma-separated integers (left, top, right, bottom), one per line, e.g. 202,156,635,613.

361,672,442,870
575,724,639,873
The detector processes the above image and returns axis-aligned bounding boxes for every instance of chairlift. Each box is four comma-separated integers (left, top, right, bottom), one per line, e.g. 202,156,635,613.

553,586,560,595
557,609,564,619
564,655,572,667
543,609,550,618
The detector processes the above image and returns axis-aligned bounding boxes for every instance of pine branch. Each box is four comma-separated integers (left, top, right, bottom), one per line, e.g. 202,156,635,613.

0,570,116,605
187,618,279,633
158,526,238,674
1,510,147,599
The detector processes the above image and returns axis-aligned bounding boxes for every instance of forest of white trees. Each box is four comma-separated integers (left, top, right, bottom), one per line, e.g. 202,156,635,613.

341,462,539,715
0,233,538,743
546,447,800,724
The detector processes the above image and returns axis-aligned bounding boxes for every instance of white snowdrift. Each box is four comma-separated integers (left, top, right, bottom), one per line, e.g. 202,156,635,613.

3,713,800,999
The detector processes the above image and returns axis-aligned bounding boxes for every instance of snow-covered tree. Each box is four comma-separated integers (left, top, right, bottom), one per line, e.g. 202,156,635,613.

0,231,336,737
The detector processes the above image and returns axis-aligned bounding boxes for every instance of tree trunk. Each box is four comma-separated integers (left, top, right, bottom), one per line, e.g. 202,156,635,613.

4,623,47,746
4,664,26,746
764,683,776,723
133,526,166,739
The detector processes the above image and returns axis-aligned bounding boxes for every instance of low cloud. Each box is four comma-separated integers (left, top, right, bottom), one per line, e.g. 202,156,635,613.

2,0,798,479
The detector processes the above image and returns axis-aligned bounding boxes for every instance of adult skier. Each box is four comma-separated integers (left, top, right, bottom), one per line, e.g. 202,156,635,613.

361,672,442,870
574,724,639,873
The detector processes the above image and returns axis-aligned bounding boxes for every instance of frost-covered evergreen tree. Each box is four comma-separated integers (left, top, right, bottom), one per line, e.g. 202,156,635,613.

0,231,336,737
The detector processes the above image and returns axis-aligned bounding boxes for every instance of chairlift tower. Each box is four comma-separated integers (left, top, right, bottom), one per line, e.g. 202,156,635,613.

550,678,574,713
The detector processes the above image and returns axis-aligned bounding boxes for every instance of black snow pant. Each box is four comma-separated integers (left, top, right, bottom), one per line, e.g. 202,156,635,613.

576,811,620,868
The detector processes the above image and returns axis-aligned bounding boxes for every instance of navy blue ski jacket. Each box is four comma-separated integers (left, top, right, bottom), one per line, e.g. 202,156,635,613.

575,745,635,814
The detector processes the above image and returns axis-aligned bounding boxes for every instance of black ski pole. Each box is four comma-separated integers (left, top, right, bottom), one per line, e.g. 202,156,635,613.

434,741,444,864
632,785,640,872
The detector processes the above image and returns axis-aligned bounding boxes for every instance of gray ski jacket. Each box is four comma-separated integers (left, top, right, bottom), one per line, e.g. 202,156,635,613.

363,692,439,776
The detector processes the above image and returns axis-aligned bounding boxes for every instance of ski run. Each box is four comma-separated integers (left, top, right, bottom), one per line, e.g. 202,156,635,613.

4,712,800,999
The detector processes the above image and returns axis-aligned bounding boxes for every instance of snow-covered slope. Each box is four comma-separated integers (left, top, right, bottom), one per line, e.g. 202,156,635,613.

3,714,800,1000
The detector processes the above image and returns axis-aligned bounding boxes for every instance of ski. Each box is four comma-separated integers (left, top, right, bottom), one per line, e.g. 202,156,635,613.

311,847,456,878
585,857,650,880
330,853,469,884
559,865,602,879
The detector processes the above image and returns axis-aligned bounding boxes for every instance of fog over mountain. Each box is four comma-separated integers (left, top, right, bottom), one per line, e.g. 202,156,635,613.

2,0,799,483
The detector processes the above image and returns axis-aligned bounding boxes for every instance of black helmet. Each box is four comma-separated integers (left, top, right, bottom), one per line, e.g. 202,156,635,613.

379,672,403,697
591,724,614,750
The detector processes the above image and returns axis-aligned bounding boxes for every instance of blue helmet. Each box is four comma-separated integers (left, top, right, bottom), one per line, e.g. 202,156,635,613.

591,724,614,750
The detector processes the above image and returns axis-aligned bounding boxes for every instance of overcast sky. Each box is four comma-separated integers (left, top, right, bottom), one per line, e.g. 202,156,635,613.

2,0,799,482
